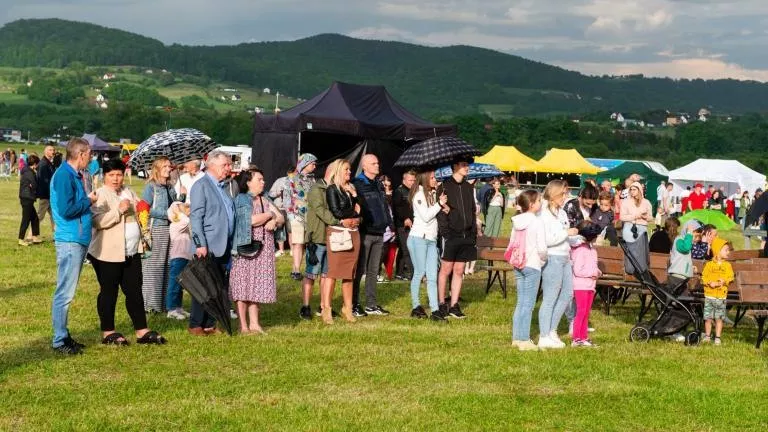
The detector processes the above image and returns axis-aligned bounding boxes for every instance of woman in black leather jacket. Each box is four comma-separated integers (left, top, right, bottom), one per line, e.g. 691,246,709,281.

322,159,361,323
18,155,41,246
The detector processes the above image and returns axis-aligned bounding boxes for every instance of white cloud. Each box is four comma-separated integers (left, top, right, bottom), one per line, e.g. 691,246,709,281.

557,57,768,82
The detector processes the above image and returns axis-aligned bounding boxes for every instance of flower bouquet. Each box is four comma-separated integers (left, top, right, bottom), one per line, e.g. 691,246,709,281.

136,200,153,257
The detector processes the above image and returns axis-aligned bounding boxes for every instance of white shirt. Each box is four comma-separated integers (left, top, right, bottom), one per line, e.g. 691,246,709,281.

174,172,204,204
409,186,441,241
119,189,141,256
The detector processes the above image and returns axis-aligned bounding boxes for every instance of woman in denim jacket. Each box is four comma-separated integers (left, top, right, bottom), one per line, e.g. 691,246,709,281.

141,157,178,313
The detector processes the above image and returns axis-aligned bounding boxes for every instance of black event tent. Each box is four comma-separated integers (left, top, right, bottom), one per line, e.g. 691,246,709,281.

251,81,456,186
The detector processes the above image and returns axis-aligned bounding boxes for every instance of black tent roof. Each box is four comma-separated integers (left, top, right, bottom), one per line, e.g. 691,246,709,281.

252,81,456,140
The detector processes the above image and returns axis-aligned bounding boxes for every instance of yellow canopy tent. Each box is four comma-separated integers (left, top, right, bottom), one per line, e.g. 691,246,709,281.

536,148,600,175
475,145,541,172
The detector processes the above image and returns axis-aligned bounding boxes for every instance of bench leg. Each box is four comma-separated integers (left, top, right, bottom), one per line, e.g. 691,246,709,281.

485,268,493,294
501,271,508,299
733,306,748,328
756,316,768,349
597,285,611,315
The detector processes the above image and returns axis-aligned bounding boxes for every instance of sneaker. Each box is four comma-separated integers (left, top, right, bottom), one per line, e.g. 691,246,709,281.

701,333,711,343
548,330,565,347
376,275,388,283
671,332,686,343
299,305,312,320
714,337,722,346
448,304,466,319
571,339,584,347
274,251,284,258
290,272,302,281
352,304,368,317
395,274,409,281
179,309,191,318
410,305,427,319
516,340,539,351
229,309,238,319
588,327,596,333
537,336,564,349
438,303,449,317
581,339,598,348
53,341,82,355
365,305,390,316
30,236,43,244
430,310,448,321
64,335,85,350
18,239,29,247
167,309,186,320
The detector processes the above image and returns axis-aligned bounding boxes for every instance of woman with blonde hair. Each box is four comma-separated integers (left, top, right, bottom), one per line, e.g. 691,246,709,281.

537,180,578,349
141,156,178,313
322,159,361,323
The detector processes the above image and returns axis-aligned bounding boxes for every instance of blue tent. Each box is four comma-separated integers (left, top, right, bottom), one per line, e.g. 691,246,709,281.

435,163,502,181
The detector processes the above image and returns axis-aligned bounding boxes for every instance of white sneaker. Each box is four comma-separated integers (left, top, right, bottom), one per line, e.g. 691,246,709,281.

230,309,238,319
581,339,598,348
588,327,595,333
671,332,685,342
538,335,564,349
178,308,190,318
166,309,186,320
571,340,584,347
517,340,539,351
548,330,566,347
275,251,284,257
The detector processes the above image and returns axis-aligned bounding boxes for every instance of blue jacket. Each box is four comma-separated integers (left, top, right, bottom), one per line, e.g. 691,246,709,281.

190,174,234,258
142,182,177,227
51,162,92,246
232,193,271,254
352,173,392,235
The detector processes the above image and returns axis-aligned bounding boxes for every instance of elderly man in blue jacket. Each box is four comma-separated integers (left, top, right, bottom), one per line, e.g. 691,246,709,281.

50,138,97,355
188,150,235,335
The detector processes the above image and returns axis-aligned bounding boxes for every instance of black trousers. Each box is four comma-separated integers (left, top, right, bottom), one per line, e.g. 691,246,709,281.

395,227,413,277
19,199,39,240
89,254,148,332
189,254,229,329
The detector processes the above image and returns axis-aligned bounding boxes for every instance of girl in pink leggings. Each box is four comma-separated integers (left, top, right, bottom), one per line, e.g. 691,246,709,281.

570,220,603,347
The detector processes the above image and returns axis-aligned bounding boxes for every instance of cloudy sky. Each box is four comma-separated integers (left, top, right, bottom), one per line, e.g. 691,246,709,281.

3,0,768,81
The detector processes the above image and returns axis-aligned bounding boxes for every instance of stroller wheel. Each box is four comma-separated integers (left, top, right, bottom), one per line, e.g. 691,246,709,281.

629,325,650,343
685,331,701,346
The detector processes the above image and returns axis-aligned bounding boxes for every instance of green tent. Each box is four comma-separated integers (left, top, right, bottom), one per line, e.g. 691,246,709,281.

592,161,670,212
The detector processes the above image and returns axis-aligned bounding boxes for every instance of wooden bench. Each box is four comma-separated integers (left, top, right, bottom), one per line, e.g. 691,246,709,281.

735,271,768,348
595,246,672,316
476,236,512,298
729,249,761,261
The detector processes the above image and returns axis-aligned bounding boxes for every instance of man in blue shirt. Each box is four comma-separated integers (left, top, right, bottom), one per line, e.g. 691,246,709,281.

50,138,97,355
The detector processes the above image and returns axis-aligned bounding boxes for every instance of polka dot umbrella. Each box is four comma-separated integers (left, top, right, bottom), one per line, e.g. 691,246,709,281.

129,128,218,172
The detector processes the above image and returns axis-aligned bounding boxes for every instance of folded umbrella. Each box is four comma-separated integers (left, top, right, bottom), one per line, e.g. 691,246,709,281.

678,209,738,231
393,136,480,168
435,162,503,181
129,128,218,173
177,255,234,335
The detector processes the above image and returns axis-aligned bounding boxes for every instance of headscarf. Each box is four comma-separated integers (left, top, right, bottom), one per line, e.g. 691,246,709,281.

284,153,317,218
296,153,318,175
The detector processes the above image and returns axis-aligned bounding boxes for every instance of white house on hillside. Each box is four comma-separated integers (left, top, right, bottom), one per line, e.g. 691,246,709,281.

96,94,107,102
99,102,108,109
263,88,271,94
231,94,241,101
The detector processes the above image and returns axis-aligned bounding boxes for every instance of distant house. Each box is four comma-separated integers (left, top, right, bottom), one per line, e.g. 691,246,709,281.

698,108,711,117
231,94,241,101
26,79,33,87
665,116,680,126
254,107,263,114
615,113,625,123
102,73,116,80
698,114,708,122
145,69,153,74
161,69,168,73
104,82,110,88
96,94,106,102
223,88,237,92
99,102,108,109
263,88,271,95
220,96,227,101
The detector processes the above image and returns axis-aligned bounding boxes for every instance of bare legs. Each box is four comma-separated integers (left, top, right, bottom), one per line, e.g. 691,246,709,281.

291,244,304,274
438,260,466,307
321,278,356,323
237,300,264,334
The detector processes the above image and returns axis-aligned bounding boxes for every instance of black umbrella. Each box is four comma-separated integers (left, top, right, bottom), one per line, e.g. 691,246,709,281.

177,255,234,335
393,136,480,168
745,193,768,227
129,128,217,172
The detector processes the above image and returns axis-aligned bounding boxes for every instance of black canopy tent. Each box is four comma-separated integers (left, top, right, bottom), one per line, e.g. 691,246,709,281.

251,81,456,186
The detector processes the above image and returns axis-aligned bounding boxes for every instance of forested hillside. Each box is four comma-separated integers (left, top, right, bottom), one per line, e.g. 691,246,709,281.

4,19,768,116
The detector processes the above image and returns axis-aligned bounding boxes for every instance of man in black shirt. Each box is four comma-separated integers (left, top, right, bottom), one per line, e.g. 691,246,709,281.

36,145,56,233
392,170,416,280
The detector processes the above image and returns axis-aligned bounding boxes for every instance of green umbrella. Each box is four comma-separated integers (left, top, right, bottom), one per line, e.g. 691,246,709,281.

678,209,738,231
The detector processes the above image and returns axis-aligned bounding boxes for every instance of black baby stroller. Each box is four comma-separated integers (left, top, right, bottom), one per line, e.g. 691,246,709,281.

619,239,702,346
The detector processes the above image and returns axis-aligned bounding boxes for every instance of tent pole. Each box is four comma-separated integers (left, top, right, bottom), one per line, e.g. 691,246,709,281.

298,131,302,154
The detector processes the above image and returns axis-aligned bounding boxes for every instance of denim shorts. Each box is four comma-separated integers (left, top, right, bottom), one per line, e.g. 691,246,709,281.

703,297,727,320
305,244,328,279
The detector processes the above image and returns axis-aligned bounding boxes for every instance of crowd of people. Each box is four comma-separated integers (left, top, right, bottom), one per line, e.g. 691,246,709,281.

15,138,760,355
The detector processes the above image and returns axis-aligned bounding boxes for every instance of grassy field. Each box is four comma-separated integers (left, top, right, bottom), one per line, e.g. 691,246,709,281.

1,167,768,430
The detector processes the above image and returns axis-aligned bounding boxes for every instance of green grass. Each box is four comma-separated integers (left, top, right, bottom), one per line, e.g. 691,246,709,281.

1,175,768,430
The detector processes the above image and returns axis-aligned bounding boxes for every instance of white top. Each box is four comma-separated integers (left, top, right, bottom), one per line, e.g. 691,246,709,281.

174,171,204,204
489,193,503,207
510,212,547,270
119,189,141,256
538,205,571,256
409,186,442,241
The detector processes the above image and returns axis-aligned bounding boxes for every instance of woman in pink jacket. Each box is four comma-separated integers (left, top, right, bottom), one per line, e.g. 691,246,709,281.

620,181,654,242
570,220,603,347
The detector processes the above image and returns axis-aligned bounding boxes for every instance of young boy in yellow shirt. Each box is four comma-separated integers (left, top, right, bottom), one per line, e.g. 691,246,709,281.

700,237,734,345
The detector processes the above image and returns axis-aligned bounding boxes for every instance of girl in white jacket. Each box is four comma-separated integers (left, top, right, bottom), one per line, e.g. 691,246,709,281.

510,190,547,351
406,171,448,320
537,180,579,349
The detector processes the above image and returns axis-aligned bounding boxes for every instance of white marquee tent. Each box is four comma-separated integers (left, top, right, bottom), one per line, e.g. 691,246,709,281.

668,159,766,196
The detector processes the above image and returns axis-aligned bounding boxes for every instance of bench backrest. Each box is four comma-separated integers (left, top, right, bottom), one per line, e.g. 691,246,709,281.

476,236,509,249
729,249,760,261
736,271,768,303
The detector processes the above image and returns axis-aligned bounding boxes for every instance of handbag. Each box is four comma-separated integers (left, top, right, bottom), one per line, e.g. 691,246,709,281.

329,227,353,252
237,197,265,257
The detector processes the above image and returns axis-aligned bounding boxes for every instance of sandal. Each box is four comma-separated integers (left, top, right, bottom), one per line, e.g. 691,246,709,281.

136,330,167,345
102,332,129,346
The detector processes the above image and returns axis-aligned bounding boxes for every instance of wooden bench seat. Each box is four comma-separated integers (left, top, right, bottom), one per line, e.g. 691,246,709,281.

476,236,513,298
734,271,768,348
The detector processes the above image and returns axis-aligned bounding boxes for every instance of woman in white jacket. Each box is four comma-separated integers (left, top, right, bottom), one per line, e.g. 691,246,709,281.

510,190,548,351
538,180,579,349
406,171,448,321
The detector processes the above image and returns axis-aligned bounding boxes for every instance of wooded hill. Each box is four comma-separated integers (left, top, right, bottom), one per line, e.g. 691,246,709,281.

4,18,768,116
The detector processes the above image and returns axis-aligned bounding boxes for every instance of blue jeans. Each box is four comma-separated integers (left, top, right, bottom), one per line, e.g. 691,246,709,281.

52,242,88,348
407,235,439,311
538,255,573,336
512,267,541,341
166,258,189,310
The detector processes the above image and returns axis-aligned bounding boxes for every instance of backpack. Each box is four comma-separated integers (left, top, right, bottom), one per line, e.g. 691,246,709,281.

504,228,527,270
